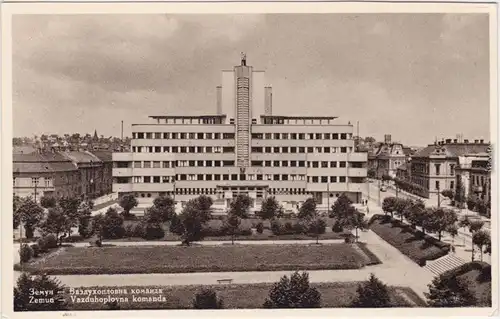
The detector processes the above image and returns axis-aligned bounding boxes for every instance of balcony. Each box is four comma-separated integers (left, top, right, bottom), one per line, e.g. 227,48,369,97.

113,183,133,193
113,168,133,177
347,168,367,177
132,183,174,192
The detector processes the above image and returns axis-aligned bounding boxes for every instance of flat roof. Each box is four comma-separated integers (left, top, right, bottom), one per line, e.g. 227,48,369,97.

149,115,226,120
260,115,339,120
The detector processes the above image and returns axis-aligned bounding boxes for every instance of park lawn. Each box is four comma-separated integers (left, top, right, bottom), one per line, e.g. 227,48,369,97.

66,282,426,310
369,218,447,264
19,244,367,275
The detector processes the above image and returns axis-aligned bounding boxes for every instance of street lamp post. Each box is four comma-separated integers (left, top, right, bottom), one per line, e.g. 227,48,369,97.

326,183,330,216
437,184,441,208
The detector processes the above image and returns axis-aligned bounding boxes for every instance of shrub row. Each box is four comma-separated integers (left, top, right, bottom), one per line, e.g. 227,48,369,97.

18,234,59,263
440,261,491,283
355,242,383,266
18,261,365,276
202,226,253,237
369,214,450,266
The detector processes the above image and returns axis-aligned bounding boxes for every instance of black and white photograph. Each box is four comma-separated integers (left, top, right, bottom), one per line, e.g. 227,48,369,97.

2,2,497,317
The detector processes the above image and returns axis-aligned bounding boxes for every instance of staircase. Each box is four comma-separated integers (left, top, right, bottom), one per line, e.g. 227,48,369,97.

236,77,250,168
424,254,468,275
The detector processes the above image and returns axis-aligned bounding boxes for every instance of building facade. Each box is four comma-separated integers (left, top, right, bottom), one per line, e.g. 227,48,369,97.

368,135,407,179
13,152,80,202
411,138,489,196
455,153,491,203
112,56,368,214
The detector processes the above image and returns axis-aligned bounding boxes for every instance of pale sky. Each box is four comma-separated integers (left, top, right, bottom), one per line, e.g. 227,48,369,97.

13,13,490,146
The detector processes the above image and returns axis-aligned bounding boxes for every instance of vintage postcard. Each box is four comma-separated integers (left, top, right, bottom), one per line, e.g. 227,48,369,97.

1,2,498,318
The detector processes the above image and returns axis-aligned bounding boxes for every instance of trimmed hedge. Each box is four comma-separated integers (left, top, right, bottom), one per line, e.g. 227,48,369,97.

369,214,450,265
355,242,382,266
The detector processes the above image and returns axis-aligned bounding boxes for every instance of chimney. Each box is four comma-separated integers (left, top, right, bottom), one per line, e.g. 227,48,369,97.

475,139,479,144
384,134,392,144
216,86,222,114
453,139,458,144
265,87,273,115
480,139,484,144
464,139,469,144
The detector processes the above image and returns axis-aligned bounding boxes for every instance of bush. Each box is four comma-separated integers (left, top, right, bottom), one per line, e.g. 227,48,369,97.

143,223,165,240
344,235,355,244
19,244,33,263
62,235,85,243
238,228,252,236
36,237,49,253
44,234,58,249
95,240,102,247
270,220,282,235
284,222,294,234
133,223,146,238
192,288,224,309
30,244,40,258
332,221,344,233
125,224,134,238
256,222,264,234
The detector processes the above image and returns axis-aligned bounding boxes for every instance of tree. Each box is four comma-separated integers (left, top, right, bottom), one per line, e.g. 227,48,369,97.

381,174,392,183
469,220,484,233
192,288,224,309
77,200,93,238
351,273,392,308
15,197,45,239
13,195,22,229
169,213,184,235
14,273,67,311
40,196,57,209
473,230,490,262
298,198,317,220
423,208,458,241
144,205,164,224
176,196,213,245
91,213,105,243
257,196,283,220
446,223,459,246
263,271,321,308
367,168,377,179
441,189,454,203
394,198,411,222
349,211,367,242
308,218,326,244
405,199,426,229
152,195,176,222
381,197,397,217
39,206,71,246
425,275,477,307
119,194,138,217
458,216,470,231
101,207,126,239
454,177,466,208
229,194,252,219
224,213,241,245
330,193,353,219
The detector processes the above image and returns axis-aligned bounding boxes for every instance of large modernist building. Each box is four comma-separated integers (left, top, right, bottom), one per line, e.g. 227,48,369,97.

112,55,368,214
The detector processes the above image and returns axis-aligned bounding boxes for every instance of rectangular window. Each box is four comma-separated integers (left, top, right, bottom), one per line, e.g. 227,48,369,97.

134,161,142,168
330,161,337,168
44,178,52,187
321,161,328,168
154,133,161,139
223,174,229,181
231,174,238,181
133,176,142,183
339,161,346,168
324,133,331,139
153,176,160,183
435,164,441,176
273,161,280,167
144,176,151,183
341,147,347,153
214,175,221,181
339,176,346,183
435,181,440,190
153,161,161,168
330,176,337,183
162,161,170,168
143,161,151,168
146,133,153,139
312,176,319,183
321,176,328,183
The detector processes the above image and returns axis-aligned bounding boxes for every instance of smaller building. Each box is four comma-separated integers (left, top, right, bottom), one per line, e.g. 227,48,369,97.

411,138,489,197
455,152,491,203
60,151,105,199
91,150,113,195
13,152,79,202
368,135,407,179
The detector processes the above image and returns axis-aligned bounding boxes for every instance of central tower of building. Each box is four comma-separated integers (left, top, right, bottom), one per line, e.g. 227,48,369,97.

218,53,273,170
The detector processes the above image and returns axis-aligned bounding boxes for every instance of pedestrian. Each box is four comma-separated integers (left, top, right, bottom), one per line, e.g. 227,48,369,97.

367,206,370,214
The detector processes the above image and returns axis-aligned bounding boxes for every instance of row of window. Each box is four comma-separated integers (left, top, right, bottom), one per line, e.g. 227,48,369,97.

133,132,235,140
131,146,357,154
120,160,364,169
132,132,353,141
127,174,358,183
132,146,232,153
133,187,339,198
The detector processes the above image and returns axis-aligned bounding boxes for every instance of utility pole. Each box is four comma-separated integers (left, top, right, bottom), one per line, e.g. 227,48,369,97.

327,183,330,216
378,179,381,206
437,184,441,208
